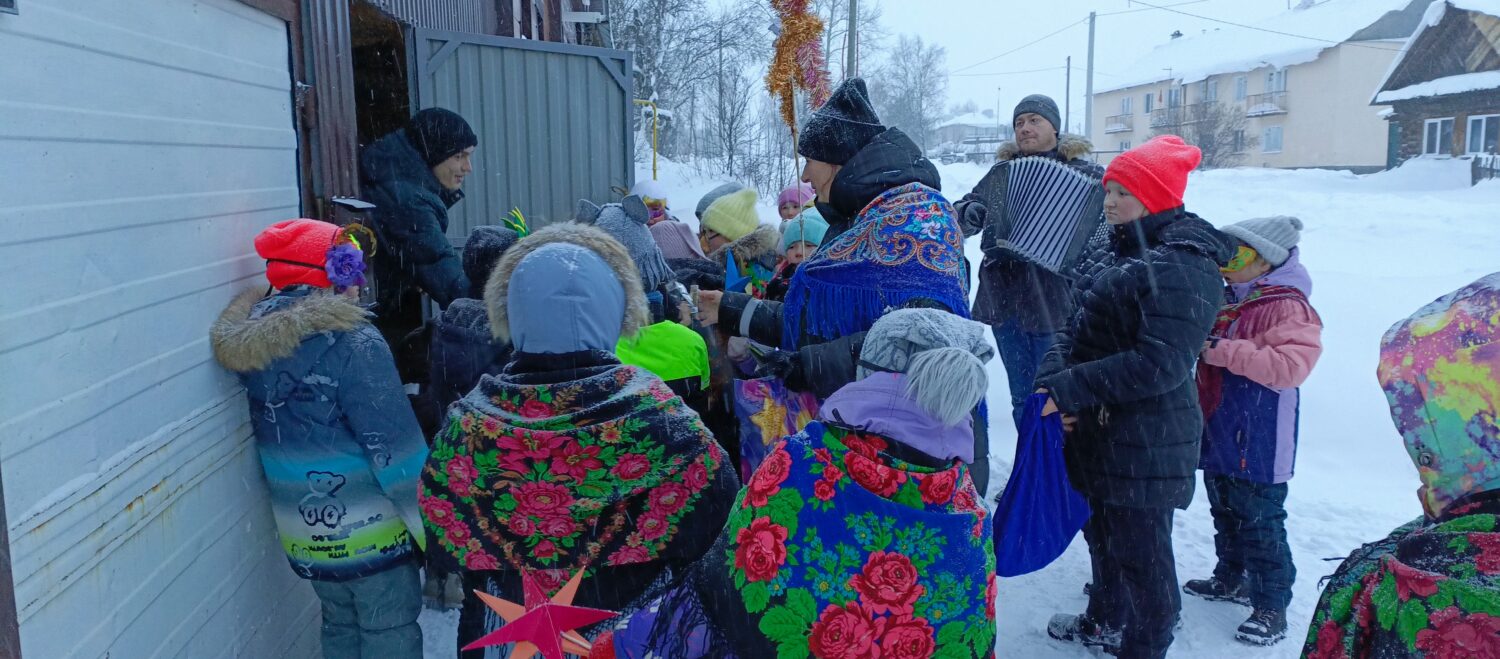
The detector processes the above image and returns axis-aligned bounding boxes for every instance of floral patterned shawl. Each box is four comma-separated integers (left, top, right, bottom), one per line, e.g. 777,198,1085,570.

1302,490,1500,658
606,421,996,659
419,351,733,585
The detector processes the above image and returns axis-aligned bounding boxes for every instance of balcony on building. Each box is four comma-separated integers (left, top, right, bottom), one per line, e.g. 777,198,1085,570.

1105,113,1135,133
1246,91,1288,117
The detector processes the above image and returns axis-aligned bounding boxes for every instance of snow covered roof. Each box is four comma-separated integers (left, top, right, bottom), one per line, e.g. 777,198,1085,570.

1376,70,1500,101
1101,0,1416,93
1370,0,1500,103
938,112,1002,129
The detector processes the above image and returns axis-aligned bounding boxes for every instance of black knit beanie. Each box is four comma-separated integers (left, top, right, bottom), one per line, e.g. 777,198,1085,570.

405,108,478,168
462,225,519,298
798,78,886,165
1013,94,1062,136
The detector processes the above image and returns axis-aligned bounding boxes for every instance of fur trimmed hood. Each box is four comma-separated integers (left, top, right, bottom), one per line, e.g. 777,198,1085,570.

709,224,781,269
996,134,1093,162
485,222,651,345
210,288,370,373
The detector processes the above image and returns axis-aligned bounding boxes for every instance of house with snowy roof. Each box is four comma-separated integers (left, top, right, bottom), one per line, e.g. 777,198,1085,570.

1371,0,1500,174
1089,0,1426,172
930,111,1016,163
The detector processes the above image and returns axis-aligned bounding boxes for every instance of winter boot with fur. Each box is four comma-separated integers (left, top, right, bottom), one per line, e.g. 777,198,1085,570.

1235,608,1288,646
1183,576,1251,606
1047,613,1122,655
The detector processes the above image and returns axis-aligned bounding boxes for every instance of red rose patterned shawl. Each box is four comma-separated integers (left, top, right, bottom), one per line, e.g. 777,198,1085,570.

419,355,733,586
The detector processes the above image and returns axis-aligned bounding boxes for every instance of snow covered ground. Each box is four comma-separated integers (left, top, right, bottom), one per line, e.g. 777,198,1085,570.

421,156,1500,657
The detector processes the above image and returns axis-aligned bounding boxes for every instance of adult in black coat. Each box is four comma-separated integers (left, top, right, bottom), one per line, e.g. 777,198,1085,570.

954,94,1106,429
1038,137,1234,659
360,108,477,345
422,226,518,435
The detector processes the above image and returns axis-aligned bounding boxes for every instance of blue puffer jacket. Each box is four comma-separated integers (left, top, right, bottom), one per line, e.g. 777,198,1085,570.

360,131,470,311
211,287,429,581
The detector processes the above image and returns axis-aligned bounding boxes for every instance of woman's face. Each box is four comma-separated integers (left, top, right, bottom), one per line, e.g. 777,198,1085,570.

802,159,841,203
700,227,730,253
779,203,803,220
1103,180,1148,225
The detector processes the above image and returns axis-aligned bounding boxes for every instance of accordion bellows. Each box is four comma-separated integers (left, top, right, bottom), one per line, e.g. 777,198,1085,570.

980,156,1107,273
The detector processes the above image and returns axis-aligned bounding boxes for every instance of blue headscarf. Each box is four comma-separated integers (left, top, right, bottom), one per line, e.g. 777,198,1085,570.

780,182,970,350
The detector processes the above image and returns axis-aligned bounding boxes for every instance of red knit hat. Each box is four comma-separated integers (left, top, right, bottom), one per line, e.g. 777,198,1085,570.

1103,135,1202,214
255,219,341,289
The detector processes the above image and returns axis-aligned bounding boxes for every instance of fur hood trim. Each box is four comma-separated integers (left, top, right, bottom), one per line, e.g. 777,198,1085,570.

485,222,651,344
210,289,370,373
709,224,781,267
996,134,1093,162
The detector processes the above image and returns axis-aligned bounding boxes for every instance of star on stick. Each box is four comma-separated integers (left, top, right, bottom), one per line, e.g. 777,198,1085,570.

462,568,617,659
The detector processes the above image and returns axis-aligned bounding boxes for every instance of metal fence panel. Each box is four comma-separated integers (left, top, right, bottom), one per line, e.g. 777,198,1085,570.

411,28,633,239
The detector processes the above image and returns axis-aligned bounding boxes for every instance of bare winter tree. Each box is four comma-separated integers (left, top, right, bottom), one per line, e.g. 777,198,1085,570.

870,35,949,153
1152,102,1257,169
814,0,888,79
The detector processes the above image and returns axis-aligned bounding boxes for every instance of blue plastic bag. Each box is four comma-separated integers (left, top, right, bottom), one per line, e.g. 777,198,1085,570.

992,393,1091,577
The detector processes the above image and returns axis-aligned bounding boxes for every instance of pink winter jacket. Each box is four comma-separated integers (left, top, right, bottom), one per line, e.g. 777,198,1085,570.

1202,299,1322,389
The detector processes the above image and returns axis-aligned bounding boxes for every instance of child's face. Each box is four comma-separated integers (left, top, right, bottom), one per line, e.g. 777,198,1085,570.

785,242,814,265
1103,180,1149,225
1222,257,1274,284
779,203,802,220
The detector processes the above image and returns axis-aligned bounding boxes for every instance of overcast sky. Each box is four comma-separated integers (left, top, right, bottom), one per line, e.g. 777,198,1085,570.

830,0,1303,133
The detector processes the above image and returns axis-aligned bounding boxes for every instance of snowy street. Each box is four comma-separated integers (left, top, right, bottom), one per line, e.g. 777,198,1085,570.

446,157,1500,658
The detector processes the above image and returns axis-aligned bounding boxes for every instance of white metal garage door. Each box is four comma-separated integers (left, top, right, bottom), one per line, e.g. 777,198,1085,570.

0,0,318,656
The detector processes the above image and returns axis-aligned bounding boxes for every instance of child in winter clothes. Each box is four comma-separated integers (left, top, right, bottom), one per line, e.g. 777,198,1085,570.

1037,136,1234,659
596,308,998,659
210,219,428,659
632,179,675,226
422,225,519,434
762,208,829,302
776,181,816,221
1186,216,1322,646
1302,273,1500,658
420,223,739,658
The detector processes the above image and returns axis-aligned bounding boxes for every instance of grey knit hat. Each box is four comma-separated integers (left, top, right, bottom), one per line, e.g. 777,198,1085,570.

1221,216,1303,267
696,182,745,220
576,196,674,292
859,309,995,425
1014,94,1062,136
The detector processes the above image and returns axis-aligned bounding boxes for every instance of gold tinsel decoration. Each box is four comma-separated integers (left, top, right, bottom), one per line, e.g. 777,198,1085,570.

767,0,832,133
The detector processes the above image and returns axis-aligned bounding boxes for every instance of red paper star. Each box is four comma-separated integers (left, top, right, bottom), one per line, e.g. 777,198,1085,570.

462,568,617,659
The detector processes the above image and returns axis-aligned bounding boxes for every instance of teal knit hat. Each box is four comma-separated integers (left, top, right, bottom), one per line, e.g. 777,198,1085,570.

782,208,830,252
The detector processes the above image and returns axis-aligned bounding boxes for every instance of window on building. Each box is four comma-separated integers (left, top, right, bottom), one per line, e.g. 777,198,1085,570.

1234,76,1248,101
1144,92,1155,113
1232,129,1246,153
1425,118,1455,155
1262,126,1284,153
1120,140,1132,151
1121,96,1133,115
0,0,15,14
1267,68,1288,93
1467,115,1499,154
1203,80,1218,103
1167,86,1184,108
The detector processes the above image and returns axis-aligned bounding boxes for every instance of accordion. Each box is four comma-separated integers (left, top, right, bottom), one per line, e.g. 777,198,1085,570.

980,156,1106,273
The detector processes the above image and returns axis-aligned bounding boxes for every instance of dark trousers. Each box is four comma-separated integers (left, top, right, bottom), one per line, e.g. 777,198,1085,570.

992,320,1056,430
1083,501,1181,659
1206,474,1295,611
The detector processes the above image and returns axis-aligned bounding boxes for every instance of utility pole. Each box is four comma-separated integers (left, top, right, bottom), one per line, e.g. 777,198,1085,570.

1084,11,1096,139
1065,56,1072,133
847,0,859,77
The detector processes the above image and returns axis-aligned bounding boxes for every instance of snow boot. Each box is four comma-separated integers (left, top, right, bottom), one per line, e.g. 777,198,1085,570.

1183,576,1251,606
1047,613,1122,655
1235,608,1288,646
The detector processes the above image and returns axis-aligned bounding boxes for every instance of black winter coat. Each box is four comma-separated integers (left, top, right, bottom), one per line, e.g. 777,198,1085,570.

360,131,470,313
956,136,1104,333
1036,209,1234,509
425,299,511,429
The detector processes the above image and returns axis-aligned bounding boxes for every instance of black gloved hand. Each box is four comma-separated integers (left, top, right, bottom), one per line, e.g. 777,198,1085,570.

956,199,988,229
753,348,803,383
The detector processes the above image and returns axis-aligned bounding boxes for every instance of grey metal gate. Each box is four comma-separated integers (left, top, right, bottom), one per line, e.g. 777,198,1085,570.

409,28,634,240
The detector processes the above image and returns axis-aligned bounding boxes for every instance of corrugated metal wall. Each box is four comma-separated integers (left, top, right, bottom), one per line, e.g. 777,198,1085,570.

410,29,634,236
304,0,362,214
366,0,494,34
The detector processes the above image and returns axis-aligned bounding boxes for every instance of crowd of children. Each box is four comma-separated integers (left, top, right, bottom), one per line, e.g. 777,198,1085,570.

209,78,1498,659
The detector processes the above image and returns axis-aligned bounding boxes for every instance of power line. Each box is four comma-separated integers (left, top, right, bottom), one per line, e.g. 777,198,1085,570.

1096,0,1213,18
954,66,1120,79
951,18,1087,74
1119,0,1404,52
